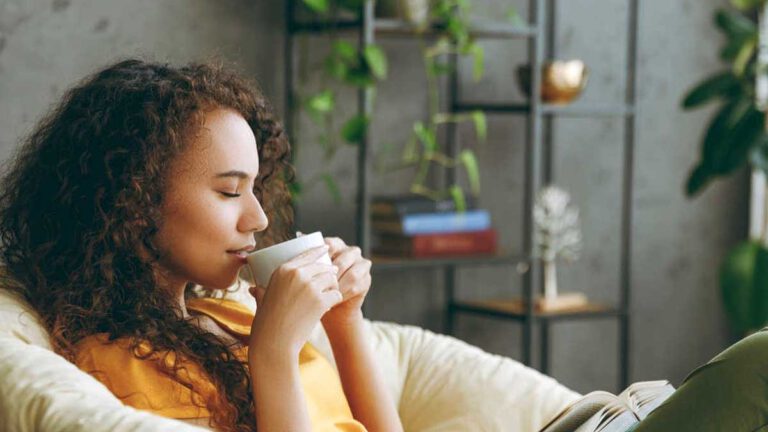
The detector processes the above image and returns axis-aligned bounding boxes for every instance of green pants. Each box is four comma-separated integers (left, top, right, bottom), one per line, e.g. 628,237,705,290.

635,328,768,431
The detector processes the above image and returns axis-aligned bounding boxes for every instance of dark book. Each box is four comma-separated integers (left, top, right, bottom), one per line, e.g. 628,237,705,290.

374,228,497,258
371,194,477,218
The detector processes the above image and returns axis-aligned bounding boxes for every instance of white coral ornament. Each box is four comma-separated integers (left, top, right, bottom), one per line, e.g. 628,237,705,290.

533,186,582,300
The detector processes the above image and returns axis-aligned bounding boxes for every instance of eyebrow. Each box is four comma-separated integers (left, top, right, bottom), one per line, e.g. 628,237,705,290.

213,170,257,180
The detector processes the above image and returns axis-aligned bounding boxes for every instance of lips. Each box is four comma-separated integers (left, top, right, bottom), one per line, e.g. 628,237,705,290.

227,250,249,264
226,245,256,263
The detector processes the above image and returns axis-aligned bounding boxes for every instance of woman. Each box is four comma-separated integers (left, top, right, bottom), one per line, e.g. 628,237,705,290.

0,58,403,432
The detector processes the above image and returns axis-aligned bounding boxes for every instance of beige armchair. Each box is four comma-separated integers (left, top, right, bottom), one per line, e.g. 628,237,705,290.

0,285,578,431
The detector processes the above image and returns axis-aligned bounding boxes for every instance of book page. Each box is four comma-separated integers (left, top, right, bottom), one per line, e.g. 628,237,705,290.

617,380,675,420
540,391,619,432
573,401,638,432
597,409,639,432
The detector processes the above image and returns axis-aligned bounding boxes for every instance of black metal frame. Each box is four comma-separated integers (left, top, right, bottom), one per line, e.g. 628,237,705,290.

284,0,639,392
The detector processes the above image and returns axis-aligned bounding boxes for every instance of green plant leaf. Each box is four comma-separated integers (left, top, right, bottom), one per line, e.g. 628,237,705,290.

337,0,364,11
686,101,740,196
507,6,526,27
363,44,388,80
695,99,763,188
341,114,369,145
325,57,348,81
720,240,768,336
715,8,756,38
428,60,454,76
401,134,419,163
692,103,760,191
321,173,343,204
682,72,740,109
448,185,467,212
302,0,330,13
471,44,485,81
720,105,764,172
459,149,481,195
730,0,768,11
685,163,713,196
700,101,739,173
733,36,757,77
413,122,437,153
304,90,335,123
333,40,357,61
326,41,357,80
344,70,376,87
471,111,487,142
721,36,750,61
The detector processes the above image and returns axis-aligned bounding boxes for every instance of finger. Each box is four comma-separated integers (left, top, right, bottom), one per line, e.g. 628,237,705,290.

338,260,372,289
311,271,340,293
324,237,347,259
333,246,363,277
300,262,339,280
286,245,330,267
249,285,267,304
321,288,344,310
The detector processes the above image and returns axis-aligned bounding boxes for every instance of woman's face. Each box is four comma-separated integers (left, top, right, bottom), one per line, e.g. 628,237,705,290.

154,108,269,291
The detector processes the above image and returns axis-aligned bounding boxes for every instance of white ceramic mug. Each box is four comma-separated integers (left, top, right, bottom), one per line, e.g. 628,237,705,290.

243,231,332,287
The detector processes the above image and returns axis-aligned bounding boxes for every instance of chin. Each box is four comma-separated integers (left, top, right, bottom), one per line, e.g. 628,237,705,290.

193,271,242,291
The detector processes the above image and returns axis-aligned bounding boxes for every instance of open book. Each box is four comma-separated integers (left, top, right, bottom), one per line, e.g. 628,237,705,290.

540,380,675,432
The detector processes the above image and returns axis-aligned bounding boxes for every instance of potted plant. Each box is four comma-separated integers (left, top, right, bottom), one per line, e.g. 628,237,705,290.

297,0,491,210
682,0,768,336
373,0,488,209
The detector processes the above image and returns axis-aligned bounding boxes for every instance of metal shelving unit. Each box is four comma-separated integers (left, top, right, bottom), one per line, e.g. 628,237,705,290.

285,0,639,391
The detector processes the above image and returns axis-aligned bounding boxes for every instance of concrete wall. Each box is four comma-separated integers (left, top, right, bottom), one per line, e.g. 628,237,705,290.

290,0,744,394
0,0,744,395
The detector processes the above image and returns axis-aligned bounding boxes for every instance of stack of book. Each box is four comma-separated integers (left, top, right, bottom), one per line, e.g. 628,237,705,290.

371,195,498,258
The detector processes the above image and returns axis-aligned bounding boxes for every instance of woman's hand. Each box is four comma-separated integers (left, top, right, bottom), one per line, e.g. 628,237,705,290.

320,236,372,329
248,245,343,360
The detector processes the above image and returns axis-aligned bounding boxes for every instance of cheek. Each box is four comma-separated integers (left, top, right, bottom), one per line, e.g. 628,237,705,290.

157,202,228,251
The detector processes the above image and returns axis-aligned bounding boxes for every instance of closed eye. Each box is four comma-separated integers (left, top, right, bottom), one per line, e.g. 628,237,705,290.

219,191,241,198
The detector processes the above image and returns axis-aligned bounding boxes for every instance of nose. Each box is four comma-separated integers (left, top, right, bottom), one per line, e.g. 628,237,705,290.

239,190,269,234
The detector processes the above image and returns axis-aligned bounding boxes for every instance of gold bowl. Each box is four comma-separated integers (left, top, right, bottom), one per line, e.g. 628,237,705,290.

517,60,589,105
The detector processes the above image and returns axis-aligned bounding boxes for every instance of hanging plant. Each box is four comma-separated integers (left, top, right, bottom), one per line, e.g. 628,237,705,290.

293,0,388,204
375,0,493,210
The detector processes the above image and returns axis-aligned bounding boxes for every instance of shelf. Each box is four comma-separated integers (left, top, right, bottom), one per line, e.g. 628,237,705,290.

450,298,623,322
454,102,636,118
371,252,527,271
289,18,537,39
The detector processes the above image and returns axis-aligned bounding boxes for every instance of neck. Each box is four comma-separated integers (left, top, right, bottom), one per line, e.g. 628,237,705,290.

154,267,191,318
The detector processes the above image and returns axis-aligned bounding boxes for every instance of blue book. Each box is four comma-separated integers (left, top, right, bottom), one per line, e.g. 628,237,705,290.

373,210,491,235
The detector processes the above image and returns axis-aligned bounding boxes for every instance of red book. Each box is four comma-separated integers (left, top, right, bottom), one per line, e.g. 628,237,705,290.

374,228,497,258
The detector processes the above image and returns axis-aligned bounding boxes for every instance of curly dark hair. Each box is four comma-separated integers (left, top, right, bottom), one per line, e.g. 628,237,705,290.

0,58,296,431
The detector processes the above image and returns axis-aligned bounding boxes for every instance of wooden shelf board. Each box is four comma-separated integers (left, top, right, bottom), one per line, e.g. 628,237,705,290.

451,298,622,321
454,102,636,117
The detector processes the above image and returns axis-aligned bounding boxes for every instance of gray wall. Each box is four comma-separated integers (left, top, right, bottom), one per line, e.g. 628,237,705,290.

0,0,744,395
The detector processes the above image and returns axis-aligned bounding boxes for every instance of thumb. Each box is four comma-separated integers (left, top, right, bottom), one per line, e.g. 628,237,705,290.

249,285,267,305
